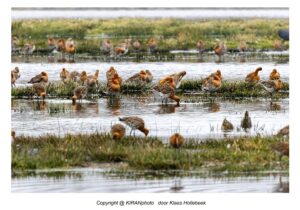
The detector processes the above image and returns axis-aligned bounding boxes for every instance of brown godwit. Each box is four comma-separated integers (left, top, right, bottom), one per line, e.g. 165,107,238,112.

28,71,48,84
100,39,113,54
169,133,185,148
60,68,70,83
68,71,80,82
168,71,187,88
11,67,21,88
154,77,180,105
80,71,88,85
71,86,88,105
196,40,205,54
119,116,149,136
276,125,289,137
65,38,76,61
111,124,126,140
269,69,280,80
245,67,262,83
32,83,46,101
259,79,283,96
214,41,226,61
148,37,157,54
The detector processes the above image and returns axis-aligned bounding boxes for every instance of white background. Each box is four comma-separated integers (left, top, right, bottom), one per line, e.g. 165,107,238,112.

1,0,299,209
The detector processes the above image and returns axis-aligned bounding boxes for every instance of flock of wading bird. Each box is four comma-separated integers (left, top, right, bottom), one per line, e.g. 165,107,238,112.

11,65,288,157
11,28,289,62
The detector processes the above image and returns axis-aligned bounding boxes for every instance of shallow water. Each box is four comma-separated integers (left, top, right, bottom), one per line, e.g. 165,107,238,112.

11,8,288,20
11,61,289,86
11,168,289,193
11,97,289,139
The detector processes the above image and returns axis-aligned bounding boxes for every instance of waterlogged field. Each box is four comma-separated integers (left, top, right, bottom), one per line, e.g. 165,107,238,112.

11,8,289,193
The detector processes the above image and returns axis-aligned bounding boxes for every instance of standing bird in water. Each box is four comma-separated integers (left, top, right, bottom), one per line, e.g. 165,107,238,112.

245,67,262,83
100,39,113,55
241,111,252,131
196,40,205,55
60,68,70,83
71,86,88,105
111,124,126,140
65,38,76,62
259,79,283,97
168,71,187,88
32,83,46,101
221,118,234,132
56,38,66,62
169,133,185,148
153,77,180,106
119,116,149,136
214,41,226,62
148,37,157,54
132,40,142,52
11,67,21,88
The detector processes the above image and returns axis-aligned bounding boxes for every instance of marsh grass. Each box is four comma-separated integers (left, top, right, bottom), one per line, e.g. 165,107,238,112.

12,133,288,172
12,18,289,54
11,80,289,99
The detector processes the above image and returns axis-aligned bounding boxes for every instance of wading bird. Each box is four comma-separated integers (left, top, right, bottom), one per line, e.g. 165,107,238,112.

169,133,185,148
245,67,262,83
214,41,226,62
154,77,180,105
32,83,46,101
111,124,126,140
71,86,87,105
269,69,280,80
119,116,149,136
28,71,48,84
221,118,234,131
241,111,252,131
60,68,70,83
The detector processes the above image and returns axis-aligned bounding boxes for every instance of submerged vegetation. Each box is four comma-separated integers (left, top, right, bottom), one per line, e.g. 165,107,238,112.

11,80,289,99
12,18,289,54
12,133,288,172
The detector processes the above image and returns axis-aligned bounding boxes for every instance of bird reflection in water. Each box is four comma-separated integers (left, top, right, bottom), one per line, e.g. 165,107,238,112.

170,179,184,192
269,102,281,111
156,104,179,114
203,102,220,112
30,100,47,111
71,103,86,113
107,97,121,115
273,174,289,193
86,102,99,115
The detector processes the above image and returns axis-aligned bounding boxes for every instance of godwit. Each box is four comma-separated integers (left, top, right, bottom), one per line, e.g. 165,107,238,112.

168,71,187,88
148,38,157,54
80,71,88,85
87,69,100,86
132,40,142,51
107,73,122,95
196,40,205,54
100,39,113,54
241,111,252,131
56,39,66,61
214,41,226,62
11,35,20,53
269,69,280,80
71,86,87,105
47,37,57,53
245,67,262,83
119,116,149,136
202,70,222,92
65,38,76,61
126,70,148,83
28,71,48,84
169,133,185,148
114,39,130,56
60,68,69,83
111,124,126,140
221,118,234,131
106,66,118,82
154,77,180,105
11,67,20,87
259,79,283,96
68,71,80,82
145,70,153,83
22,42,36,55
32,83,46,101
